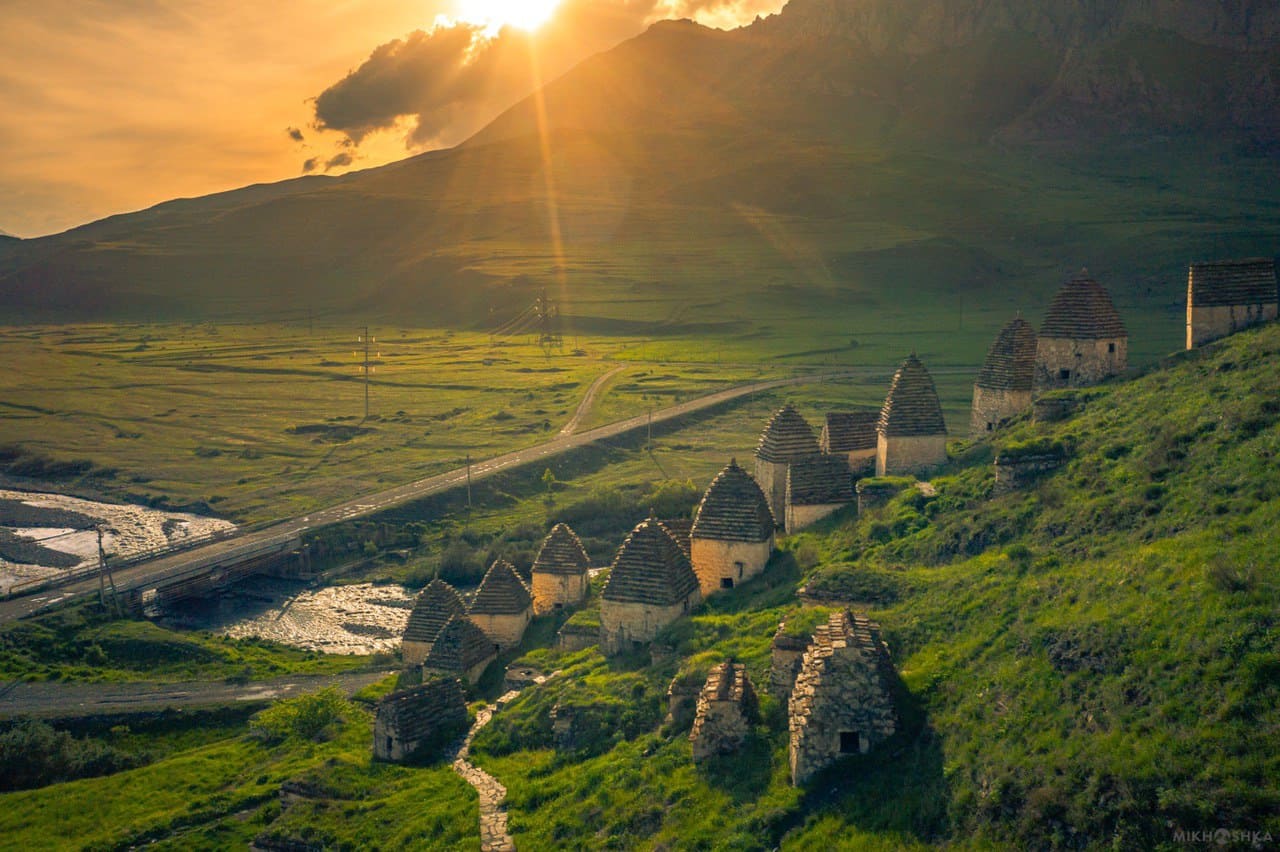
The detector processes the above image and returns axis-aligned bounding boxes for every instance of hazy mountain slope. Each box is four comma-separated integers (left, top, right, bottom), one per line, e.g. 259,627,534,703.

0,0,1277,333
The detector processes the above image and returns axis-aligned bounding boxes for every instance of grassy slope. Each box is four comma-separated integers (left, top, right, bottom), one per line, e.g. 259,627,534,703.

0,697,477,851
463,323,1280,849
0,602,376,683
4,325,1277,848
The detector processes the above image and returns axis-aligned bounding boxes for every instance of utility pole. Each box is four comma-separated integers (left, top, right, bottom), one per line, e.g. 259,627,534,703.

96,526,121,617
647,408,653,450
465,453,472,510
357,327,376,421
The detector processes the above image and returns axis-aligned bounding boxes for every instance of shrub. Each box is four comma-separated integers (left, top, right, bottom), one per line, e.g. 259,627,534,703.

0,720,145,791
249,687,350,744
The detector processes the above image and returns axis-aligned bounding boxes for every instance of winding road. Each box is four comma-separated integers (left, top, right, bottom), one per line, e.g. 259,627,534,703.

0,368,851,625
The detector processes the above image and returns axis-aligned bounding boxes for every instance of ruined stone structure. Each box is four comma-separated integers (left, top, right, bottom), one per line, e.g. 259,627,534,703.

424,614,497,684
993,445,1069,493
530,523,591,615
971,316,1037,435
786,454,854,532
599,514,701,655
820,411,878,476
1035,272,1128,389
690,459,775,596
401,578,467,665
468,559,533,650
789,610,897,785
1186,258,1278,349
855,478,910,514
876,354,948,476
556,620,599,652
666,672,704,729
373,676,468,763
770,620,812,699
1032,392,1081,423
754,404,820,525
690,660,759,762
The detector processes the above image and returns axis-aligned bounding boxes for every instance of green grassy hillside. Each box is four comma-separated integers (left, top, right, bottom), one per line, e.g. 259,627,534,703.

463,322,1280,849
4,323,1277,849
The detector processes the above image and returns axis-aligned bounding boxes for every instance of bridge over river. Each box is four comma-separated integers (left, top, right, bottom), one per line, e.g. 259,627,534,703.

0,370,865,625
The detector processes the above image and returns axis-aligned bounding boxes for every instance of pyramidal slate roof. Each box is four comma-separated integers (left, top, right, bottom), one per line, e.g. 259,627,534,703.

469,559,532,616
403,578,466,644
756,404,819,463
879,354,947,437
692,459,775,543
787,454,854,506
976,316,1038,392
1188,258,1278,307
602,514,700,606
1040,273,1127,339
659,518,693,559
424,615,494,673
820,412,878,454
532,523,590,577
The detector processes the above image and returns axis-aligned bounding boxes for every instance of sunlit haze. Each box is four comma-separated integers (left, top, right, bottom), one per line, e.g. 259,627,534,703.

455,0,563,32
0,0,784,238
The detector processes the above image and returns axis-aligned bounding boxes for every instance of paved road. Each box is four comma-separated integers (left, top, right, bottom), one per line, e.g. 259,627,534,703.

0,370,844,624
0,670,397,718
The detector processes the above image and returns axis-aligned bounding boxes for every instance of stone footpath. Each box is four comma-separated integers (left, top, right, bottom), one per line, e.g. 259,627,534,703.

450,674,557,852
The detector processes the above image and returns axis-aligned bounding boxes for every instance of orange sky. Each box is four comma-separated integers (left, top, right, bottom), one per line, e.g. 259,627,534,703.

0,0,782,238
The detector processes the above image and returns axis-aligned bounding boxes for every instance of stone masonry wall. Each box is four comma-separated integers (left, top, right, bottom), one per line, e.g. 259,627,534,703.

788,616,897,785
970,386,1032,436
531,572,587,616
876,434,947,477
690,537,773,597
786,501,844,532
753,458,787,528
993,452,1066,494
556,621,598,652
600,594,696,655
771,628,811,699
1187,303,1277,349
1035,336,1127,389
402,639,431,666
689,663,758,762
469,611,529,651
845,447,876,477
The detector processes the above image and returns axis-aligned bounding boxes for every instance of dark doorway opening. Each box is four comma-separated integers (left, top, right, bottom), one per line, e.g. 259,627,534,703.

721,578,734,589
386,736,393,753
1058,369,1071,381
840,731,861,754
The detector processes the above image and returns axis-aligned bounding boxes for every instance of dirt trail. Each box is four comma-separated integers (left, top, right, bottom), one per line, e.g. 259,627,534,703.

559,365,624,436
450,672,556,851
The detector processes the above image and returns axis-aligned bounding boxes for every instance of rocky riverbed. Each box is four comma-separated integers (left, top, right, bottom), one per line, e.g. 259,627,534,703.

0,489,235,594
173,578,415,655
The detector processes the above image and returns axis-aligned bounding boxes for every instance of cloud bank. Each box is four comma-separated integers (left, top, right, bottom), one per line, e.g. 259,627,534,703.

312,0,782,154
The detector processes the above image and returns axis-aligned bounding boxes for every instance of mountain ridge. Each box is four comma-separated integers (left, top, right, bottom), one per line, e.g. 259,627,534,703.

1,0,1277,326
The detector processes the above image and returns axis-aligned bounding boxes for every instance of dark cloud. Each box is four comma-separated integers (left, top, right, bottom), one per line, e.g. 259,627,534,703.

301,157,318,173
311,0,779,151
324,152,353,171
286,126,305,142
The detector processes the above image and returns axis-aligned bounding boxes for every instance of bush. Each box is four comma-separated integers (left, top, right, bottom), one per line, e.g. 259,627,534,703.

249,687,350,744
0,720,145,791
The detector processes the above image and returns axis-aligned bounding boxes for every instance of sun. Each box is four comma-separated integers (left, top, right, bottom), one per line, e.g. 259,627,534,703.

454,0,562,32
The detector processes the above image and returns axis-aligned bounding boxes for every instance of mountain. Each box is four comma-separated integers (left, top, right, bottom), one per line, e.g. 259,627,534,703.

1,0,1277,339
